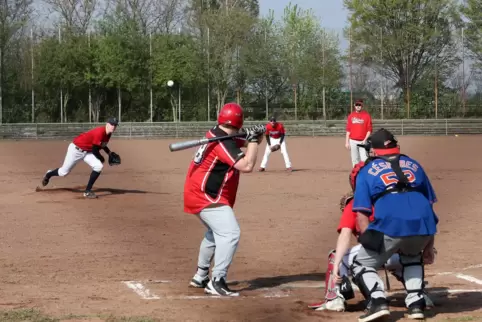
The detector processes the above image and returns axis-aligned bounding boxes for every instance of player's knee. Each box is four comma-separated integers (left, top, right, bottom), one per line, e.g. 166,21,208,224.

92,162,103,172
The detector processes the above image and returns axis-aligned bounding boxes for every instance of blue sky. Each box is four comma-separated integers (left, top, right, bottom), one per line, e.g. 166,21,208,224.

259,0,349,49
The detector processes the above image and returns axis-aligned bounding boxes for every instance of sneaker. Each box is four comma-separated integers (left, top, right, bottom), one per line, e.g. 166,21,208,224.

83,190,97,199
308,297,345,311
204,277,239,297
407,298,426,320
358,297,390,322
286,167,292,172
258,168,265,172
189,274,209,288
42,170,51,187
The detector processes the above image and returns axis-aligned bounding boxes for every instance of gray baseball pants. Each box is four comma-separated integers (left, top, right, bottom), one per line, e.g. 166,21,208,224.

352,234,432,308
195,205,241,280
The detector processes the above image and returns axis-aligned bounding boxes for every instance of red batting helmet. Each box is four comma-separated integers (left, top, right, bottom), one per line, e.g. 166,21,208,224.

217,103,244,129
349,161,365,191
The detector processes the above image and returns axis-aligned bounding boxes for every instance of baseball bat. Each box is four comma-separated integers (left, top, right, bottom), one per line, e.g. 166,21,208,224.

169,132,246,152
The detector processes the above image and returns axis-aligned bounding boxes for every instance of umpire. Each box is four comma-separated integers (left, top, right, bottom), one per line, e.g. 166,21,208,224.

351,128,438,322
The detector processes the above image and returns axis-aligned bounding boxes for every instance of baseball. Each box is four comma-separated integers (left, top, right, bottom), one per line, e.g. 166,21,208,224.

167,80,174,87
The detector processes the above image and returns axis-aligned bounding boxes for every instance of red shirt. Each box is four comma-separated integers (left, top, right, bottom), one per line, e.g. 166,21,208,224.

346,110,372,141
183,126,246,214
266,122,285,139
72,126,111,152
337,199,375,236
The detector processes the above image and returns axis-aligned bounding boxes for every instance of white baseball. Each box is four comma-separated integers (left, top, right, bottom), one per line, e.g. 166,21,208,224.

167,80,174,87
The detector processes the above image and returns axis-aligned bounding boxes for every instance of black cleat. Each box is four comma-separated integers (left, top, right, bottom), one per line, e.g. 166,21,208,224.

358,297,390,322
204,277,239,297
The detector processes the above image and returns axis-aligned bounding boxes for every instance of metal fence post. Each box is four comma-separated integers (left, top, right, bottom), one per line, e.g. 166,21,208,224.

401,119,404,135
129,122,132,139
445,119,448,136
35,123,38,139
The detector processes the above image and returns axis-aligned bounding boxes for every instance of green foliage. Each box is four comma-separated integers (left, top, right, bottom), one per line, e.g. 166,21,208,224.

4,0,482,122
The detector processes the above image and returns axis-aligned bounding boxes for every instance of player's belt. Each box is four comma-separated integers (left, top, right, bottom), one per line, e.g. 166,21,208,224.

74,145,87,153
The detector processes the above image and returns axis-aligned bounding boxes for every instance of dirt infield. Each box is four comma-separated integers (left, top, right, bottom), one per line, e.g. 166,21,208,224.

1,135,482,321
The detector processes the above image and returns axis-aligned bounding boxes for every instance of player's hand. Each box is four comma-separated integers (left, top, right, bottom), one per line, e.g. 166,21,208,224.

345,142,350,150
332,264,342,284
423,247,436,265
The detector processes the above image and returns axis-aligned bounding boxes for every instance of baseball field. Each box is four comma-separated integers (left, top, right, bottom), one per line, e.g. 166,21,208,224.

0,135,481,321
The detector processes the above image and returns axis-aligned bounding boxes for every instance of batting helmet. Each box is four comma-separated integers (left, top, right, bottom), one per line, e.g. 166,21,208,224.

218,103,244,129
349,161,366,191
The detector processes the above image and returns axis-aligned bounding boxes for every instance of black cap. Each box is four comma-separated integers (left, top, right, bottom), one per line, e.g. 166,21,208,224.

269,116,276,122
107,117,119,126
368,128,398,149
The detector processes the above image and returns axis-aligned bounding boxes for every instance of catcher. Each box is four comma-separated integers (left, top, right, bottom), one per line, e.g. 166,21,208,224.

41,117,121,199
308,161,435,312
258,116,292,172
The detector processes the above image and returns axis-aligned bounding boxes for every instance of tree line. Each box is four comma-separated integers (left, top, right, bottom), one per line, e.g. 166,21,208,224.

1,0,482,123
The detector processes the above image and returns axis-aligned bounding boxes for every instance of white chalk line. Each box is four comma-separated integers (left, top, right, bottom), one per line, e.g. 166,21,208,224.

122,280,290,300
455,274,482,285
122,281,161,300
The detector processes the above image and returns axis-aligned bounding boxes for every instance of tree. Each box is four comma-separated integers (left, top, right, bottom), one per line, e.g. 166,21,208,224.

461,0,482,67
0,0,33,123
343,0,461,117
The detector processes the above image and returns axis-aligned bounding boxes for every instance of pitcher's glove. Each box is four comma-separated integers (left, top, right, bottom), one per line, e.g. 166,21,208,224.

244,125,266,143
270,144,281,152
108,152,121,166
339,191,354,211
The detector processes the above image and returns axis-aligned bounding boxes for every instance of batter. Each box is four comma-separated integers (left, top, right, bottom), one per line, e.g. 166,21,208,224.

40,117,119,199
184,103,264,297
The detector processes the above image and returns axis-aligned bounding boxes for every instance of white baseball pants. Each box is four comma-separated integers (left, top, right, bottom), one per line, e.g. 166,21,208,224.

58,143,104,176
349,139,368,167
260,138,292,169
196,205,241,280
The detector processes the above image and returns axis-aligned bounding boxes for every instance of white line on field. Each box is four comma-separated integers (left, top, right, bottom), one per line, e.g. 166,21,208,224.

463,264,482,270
455,274,482,285
123,281,161,300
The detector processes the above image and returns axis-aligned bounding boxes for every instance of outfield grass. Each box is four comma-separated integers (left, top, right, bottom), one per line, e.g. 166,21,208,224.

0,309,160,322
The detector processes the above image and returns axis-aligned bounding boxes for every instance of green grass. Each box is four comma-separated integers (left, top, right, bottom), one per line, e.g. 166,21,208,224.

0,309,160,322
445,317,482,321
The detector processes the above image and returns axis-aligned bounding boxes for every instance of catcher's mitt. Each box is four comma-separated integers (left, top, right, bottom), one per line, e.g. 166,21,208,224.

108,152,121,166
270,144,281,152
339,191,354,211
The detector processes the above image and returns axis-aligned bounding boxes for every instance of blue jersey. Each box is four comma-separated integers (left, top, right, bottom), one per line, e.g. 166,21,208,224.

353,155,438,237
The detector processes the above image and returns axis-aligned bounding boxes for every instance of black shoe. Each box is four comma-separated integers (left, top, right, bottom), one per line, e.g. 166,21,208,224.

407,298,426,320
204,277,239,297
42,170,51,187
358,297,390,322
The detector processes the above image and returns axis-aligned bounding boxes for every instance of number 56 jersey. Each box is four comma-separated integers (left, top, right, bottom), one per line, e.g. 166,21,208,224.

183,125,246,215
353,155,439,237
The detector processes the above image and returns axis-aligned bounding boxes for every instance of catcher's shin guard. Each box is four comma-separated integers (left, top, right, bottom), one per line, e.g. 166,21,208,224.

399,254,427,307
351,258,384,303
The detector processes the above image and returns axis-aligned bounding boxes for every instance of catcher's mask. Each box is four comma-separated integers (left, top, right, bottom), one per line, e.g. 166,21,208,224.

349,161,366,191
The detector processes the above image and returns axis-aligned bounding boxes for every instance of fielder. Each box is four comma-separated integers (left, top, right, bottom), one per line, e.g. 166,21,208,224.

308,162,435,312
345,99,372,166
184,102,265,297
40,117,121,199
350,128,438,321
259,116,292,172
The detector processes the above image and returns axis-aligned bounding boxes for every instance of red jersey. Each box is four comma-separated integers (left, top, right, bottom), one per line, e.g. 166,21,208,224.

337,198,375,236
346,110,372,141
184,126,246,214
266,122,285,139
72,126,111,152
